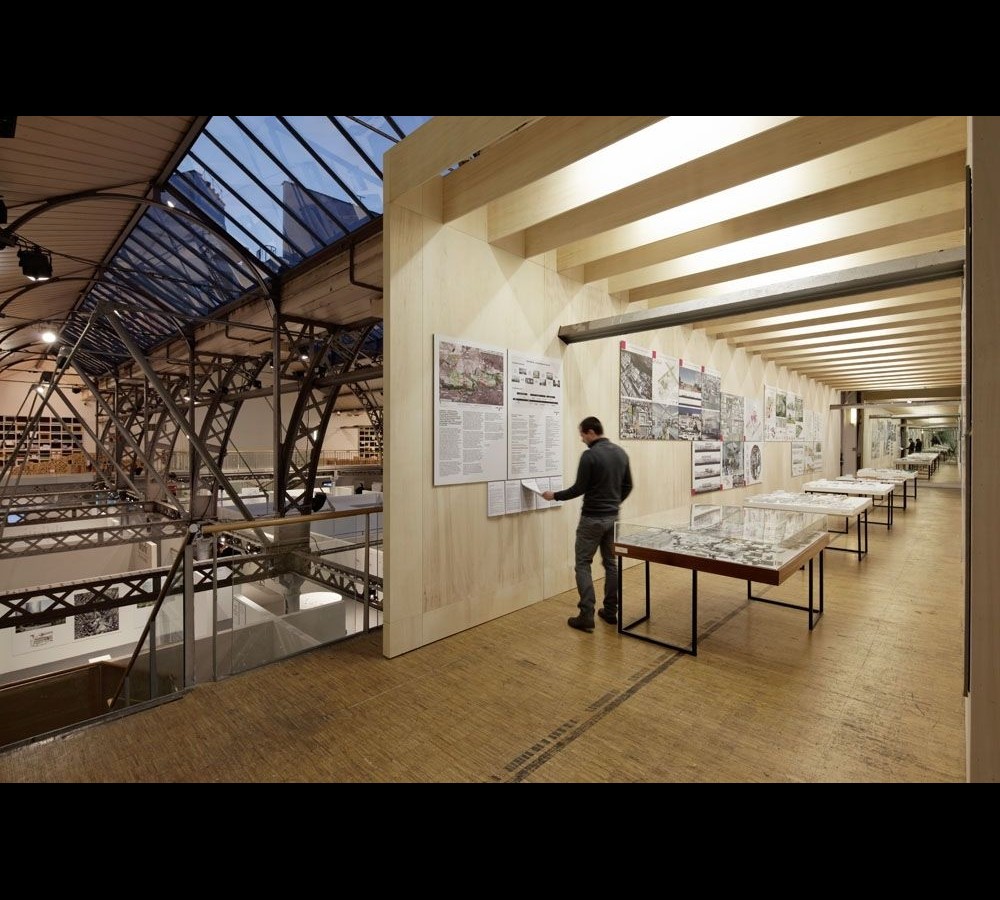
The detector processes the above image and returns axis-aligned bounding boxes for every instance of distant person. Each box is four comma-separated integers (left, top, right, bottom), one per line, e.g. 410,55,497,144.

542,416,633,633
907,438,915,454
914,437,923,453
355,482,364,494
311,490,327,513
930,434,941,446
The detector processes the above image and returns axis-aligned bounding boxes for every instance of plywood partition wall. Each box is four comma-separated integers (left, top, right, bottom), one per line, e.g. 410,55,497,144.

384,122,838,660
968,116,1000,782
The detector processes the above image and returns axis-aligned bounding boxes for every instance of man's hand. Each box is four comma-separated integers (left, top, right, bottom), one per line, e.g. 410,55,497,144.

542,490,555,501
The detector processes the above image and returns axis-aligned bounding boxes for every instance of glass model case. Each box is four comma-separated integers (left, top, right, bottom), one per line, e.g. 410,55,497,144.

614,504,828,571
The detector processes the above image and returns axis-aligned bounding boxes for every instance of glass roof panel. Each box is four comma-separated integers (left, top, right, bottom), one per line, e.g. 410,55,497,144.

87,115,431,368
286,116,390,215
186,122,303,263
240,116,375,234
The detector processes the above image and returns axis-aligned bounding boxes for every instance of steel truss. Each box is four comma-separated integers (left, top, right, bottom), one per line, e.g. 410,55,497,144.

288,548,383,608
190,352,270,496
0,553,274,629
1,301,384,573
70,361,186,515
92,300,268,538
0,486,111,505
1,502,142,526
0,519,190,559
275,315,381,516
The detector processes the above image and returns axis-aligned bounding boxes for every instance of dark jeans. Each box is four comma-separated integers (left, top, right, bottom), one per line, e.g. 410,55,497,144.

574,514,619,619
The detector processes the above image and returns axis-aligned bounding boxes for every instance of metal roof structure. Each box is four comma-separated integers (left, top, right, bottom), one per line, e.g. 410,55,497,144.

0,116,429,383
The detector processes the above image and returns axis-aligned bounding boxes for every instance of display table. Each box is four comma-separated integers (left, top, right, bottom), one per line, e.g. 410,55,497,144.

894,451,942,479
803,478,895,529
852,467,919,506
745,489,872,561
613,505,829,656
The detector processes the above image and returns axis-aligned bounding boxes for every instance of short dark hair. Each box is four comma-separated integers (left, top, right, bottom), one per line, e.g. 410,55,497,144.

579,416,603,435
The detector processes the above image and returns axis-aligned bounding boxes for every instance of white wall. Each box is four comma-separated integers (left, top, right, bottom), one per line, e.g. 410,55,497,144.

0,540,136,590
199,396,368,458
0,380,89,421
0,537,159,678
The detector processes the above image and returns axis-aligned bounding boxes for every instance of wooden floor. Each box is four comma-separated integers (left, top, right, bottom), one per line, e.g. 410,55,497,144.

0,466,966,782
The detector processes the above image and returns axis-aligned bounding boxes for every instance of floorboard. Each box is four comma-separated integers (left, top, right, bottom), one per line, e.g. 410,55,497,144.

0,464,966,782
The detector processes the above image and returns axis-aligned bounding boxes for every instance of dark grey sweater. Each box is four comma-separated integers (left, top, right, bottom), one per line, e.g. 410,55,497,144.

554,437,633,517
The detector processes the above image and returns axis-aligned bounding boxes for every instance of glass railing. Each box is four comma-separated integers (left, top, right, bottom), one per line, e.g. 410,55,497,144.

1,501,383,747
111,585,186,708
108,543,191,712
204,502,383,679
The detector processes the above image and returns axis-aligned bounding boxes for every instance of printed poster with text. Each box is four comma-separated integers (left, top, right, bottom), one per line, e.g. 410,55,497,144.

434,335,508,486
507,350,562,479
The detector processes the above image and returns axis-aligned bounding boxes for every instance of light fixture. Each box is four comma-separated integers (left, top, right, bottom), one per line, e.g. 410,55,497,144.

41,327,57,344
17,247,52,281
36,372,52,396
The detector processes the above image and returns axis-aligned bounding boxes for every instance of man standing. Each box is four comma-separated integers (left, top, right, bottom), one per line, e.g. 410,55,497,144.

543,416,633,633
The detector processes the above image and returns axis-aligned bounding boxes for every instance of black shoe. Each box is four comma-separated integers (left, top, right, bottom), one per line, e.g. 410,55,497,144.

567,614,594,633
598,608,618,625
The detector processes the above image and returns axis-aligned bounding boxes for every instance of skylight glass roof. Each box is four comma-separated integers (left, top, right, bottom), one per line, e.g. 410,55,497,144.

62,116,430,362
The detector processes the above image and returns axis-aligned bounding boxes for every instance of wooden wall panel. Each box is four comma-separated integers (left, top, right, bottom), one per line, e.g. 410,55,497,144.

384,167,839,660
968,117,1000,782
384,201,427,657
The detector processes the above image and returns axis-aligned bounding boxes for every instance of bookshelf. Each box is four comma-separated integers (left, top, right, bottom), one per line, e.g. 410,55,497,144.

0,414,85,465
358,426,383,461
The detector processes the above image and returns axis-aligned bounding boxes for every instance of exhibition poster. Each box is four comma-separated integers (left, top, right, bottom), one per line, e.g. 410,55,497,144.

434,335,508,486
507,350,562,479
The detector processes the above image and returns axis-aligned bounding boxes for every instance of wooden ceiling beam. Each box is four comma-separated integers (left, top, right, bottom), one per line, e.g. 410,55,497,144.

626,219,965,303
384,116,539,204
513,116,933,256
577,149,967,281
441,116,664,223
